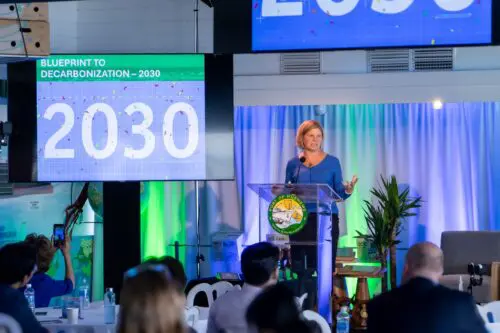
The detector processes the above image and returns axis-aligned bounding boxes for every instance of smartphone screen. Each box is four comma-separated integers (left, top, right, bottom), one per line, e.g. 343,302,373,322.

53,224,65,246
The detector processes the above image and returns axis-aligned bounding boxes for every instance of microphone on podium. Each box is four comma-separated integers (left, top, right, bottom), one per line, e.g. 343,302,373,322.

287,156,307,188
293,156,306,184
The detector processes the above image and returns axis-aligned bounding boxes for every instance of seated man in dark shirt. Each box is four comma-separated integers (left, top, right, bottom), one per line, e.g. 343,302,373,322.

367,242,487,333
0,242,48,333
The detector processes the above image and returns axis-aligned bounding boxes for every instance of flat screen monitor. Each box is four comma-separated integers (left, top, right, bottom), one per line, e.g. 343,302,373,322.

252,0,493,51
8,54,234,182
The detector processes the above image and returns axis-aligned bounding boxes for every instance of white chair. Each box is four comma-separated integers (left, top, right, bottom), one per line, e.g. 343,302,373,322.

184,306,200,328
192,319,209,333
302,310,330,333
477,304,489,324
186,283,214,308
482,301,500,322
486,323,500,333
295,293,308,310
196,306,210,321
212,281,235,300
0,314,21,333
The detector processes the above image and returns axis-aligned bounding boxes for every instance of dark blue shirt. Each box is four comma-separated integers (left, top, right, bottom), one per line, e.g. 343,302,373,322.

0,284,48,333
29,273,74,308
285,154,350,214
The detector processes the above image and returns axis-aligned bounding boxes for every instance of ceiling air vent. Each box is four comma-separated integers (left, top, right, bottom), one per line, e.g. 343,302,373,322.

368,48,454,73
368,49,410,73
413,48,454,72
280,52,321,75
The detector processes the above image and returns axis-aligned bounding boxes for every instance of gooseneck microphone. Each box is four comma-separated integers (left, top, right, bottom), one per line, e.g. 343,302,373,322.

294,156,306,183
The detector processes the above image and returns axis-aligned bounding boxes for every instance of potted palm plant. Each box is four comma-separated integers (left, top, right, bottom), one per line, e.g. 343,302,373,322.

357,176,422,291
371,176,422,290
355,201,393,292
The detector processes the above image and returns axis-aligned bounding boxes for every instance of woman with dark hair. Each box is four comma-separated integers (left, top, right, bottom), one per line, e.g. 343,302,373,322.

246,283,319,333
24,233,74,307
145,256,187,291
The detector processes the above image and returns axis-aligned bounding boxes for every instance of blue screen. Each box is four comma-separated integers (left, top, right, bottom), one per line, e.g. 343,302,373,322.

54,227,64,242
252,0,492,51
35,55,207,182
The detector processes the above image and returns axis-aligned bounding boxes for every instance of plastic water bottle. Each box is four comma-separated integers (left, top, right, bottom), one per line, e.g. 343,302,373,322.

24,284,35,312
79,278,90,309
459,276,464,292
61,296,68,318
336,306,350,333
104,288,116,324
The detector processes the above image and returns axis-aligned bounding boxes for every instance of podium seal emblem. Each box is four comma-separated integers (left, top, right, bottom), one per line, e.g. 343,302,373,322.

268,194,308,235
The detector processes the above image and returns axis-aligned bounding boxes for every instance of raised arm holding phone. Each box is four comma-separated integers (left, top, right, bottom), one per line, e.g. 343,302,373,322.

24,229,75,307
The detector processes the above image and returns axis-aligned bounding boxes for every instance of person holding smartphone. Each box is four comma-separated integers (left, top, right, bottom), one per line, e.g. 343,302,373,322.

24,231,75,307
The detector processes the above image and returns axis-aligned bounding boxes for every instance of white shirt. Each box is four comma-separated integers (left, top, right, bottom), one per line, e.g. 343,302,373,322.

206,284,263,333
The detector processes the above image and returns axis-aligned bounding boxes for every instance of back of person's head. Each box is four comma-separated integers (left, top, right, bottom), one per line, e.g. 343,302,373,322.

241,242,280,287
24,233,55,273
118,264,186,333
246,283,316,333
144,256,187,290
403,241,444,283
0,242,37,286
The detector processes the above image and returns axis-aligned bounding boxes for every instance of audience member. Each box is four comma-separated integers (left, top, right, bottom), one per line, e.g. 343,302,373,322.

146,256,187,291
24,233,75,307
118,263,187,333
0,242,48,333
207,242,280,333
367,242,488,333
144,256,196,333
246,283,318,333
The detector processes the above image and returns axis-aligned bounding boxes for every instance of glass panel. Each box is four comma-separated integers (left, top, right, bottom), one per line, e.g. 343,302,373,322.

247,183,339,323
317,212,333,321
248,183,342,204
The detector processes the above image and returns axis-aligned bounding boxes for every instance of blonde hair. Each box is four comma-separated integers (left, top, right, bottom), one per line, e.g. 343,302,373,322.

24,233,56,273
296,120,324,150
118,269,186,333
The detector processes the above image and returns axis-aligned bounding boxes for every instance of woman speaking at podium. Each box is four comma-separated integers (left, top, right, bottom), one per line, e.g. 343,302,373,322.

285,120,358,274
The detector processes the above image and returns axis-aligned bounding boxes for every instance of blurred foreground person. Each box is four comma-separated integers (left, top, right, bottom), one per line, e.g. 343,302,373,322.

367,242,487,333
0,242,48,333
118,263,187,333
246,283,318,333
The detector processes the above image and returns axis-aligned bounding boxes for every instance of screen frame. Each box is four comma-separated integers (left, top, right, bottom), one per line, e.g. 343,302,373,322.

214,0,500,53
8,53,235,182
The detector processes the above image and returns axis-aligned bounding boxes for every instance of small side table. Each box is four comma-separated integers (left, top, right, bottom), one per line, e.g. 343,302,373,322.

334,265,386,330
